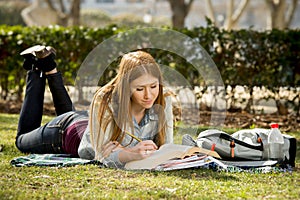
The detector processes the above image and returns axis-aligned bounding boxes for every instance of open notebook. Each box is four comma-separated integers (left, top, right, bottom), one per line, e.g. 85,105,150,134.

125,143,221,170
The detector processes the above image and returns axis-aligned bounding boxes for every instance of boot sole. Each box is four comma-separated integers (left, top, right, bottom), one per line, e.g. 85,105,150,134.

20,45,56,59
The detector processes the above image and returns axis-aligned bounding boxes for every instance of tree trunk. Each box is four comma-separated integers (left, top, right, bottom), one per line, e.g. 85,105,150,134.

0,75,8,100
168,0,194,28
70,0,80,26
286,0,298,27
265,0,298,29
224,0,234,30
205,0,218,26
226,0,249,30
265,0,286,29
45,0,80,26
206,0,249,30
45,0,67,26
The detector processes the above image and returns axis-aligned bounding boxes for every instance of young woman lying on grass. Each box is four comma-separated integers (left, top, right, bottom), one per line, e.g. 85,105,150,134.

16,45,173,169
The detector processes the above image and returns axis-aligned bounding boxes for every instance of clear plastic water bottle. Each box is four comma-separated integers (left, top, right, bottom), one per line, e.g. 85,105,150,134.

268,123,284,161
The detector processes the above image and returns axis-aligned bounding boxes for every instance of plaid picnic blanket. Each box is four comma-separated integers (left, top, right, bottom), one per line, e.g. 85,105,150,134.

217,164,292,173
157,157,291,173
10,154,292,173
10,154,101,167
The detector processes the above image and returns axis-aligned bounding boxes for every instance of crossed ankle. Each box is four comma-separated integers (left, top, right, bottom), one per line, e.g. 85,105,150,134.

45,68,58,75
20,45,57,72
36,54,57,72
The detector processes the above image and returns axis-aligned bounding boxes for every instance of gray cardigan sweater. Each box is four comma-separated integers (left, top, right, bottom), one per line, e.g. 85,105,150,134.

78,96,173,169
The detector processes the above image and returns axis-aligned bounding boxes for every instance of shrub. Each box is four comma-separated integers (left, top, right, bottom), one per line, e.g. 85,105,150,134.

0,24,299,114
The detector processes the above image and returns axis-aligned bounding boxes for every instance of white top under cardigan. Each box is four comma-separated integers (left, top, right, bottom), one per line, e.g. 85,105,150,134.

77,95,173,169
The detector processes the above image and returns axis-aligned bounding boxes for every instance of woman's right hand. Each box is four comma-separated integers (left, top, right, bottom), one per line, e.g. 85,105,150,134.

119,140,158,163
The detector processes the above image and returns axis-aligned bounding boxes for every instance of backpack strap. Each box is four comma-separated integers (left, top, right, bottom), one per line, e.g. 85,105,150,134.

197,130,265,160
219,133,263,151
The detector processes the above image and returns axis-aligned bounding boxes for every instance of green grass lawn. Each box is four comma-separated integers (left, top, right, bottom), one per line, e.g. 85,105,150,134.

0,113,299,200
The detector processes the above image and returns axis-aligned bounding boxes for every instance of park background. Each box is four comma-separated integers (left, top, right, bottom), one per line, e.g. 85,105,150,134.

0,0,300,199
1,0,299,130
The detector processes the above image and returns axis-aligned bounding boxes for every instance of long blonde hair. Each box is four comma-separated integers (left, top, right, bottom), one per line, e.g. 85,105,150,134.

91,50,167,150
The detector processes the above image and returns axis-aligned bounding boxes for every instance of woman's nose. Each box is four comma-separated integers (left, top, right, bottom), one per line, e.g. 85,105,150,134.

144,87,151,99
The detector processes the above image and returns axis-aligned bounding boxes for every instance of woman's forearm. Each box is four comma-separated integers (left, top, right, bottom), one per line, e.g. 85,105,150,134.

118,149,137,163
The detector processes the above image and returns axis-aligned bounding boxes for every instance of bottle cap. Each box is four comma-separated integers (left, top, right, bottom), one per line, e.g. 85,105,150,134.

270,123,279,128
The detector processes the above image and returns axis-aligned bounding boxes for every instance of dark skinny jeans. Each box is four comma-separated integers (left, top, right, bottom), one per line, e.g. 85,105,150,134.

16,70,82,154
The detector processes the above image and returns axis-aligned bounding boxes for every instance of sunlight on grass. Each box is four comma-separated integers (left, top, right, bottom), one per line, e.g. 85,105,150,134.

0,113,299,199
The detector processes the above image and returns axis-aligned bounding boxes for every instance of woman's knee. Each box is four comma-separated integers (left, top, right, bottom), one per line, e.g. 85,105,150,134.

15,135,27,153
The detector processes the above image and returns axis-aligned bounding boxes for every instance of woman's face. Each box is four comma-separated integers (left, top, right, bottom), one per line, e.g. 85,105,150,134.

130,74,159,111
